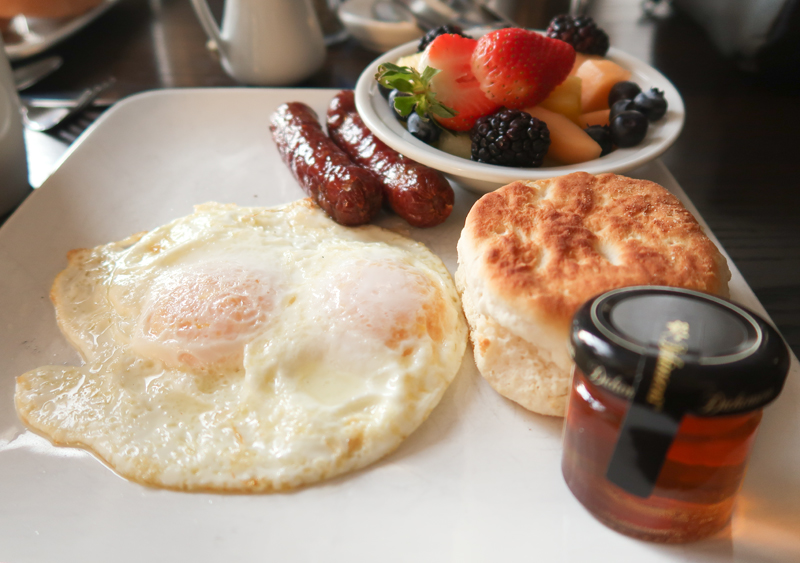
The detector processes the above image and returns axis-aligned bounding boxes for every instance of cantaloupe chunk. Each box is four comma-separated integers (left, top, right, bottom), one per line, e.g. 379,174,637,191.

576,59,631,113
569,53,602,76
578,109,610,128
525,105,602,165
540,76,583,125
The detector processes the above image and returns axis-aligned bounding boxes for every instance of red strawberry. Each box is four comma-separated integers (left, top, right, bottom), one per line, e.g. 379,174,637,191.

471,28,575,109
420,34,500,131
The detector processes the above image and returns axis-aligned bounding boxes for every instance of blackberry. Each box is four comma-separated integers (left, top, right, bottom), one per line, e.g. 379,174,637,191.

584,125,613,156
418,24,467,52
546,15,610,56
470,109,550,168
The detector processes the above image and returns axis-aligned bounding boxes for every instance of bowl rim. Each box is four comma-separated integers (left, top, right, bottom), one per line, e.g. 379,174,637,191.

354,31,686,189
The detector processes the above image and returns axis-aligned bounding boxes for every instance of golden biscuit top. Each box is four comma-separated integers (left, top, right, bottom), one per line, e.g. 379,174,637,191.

462,172,730,332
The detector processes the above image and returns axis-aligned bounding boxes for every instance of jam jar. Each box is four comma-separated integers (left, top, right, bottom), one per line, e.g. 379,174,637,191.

562,286,790,543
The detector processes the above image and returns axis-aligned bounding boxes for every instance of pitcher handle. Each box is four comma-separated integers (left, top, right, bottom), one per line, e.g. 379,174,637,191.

189,0,225,54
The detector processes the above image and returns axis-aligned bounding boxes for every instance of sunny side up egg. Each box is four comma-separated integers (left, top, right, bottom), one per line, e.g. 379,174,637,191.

15,200,467,492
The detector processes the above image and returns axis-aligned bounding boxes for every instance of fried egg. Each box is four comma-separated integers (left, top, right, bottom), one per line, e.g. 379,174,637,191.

15,200,467,492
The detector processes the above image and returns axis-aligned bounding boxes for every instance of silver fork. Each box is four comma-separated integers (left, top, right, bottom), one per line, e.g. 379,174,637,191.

21,78,115,133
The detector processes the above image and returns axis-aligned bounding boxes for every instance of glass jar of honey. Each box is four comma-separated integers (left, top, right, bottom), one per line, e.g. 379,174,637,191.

563,287,790,543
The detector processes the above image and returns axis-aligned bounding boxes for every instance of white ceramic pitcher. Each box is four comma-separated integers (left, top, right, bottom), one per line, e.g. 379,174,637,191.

190,0,327,86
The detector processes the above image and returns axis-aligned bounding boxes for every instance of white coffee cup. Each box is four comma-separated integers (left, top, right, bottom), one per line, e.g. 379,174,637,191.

190,0,327,86
0,36,30,217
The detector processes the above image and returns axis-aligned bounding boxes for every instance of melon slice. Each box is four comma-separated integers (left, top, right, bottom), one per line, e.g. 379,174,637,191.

525,105,602,165
540,76,583,125
576,59,632,113
396,52,423,72
569,53,602,76
578,109,611,128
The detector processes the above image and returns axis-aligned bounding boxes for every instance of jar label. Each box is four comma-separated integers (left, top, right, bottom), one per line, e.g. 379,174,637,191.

587,366,634,399
605,319,691,498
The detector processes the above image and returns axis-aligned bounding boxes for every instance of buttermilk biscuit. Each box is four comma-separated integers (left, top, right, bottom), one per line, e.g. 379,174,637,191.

456,172,730,416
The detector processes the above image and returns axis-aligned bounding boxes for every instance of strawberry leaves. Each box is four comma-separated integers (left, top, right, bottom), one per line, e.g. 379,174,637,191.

375,63,457,121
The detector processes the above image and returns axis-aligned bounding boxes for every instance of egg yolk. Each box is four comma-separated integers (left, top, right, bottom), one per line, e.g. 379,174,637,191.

133,264,274,369
323,261,444,349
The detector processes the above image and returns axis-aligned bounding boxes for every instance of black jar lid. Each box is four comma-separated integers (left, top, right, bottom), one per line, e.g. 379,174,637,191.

569,286,791,498
570,286,790,417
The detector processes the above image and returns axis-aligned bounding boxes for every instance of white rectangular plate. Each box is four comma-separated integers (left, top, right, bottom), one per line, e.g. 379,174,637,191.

1,88,798,563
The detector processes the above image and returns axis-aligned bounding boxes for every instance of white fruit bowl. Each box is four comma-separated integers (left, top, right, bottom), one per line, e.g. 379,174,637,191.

354,33,685,193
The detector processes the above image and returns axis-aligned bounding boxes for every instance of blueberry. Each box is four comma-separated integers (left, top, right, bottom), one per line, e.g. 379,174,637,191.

633,88,668,121
388,89,413,122
584,125,613,156
610,98,636,121
610,110,648,147
608,81,641,107
378,83,392,99
407,113,440,144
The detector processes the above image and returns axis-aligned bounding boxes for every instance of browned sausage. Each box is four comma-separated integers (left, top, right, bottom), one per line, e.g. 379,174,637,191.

270,102,383,226
326,90,454,228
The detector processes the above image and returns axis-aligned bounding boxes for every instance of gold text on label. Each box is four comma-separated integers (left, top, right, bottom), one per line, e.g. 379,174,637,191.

646,321,690,410
588,366,634,399
700,389,775,415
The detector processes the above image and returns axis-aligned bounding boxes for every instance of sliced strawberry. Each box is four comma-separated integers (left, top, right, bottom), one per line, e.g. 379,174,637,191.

420,34,500,131
472,28,576,110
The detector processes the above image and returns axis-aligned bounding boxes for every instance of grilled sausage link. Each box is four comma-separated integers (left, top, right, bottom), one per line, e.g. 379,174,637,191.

326,90,454,228
270,102,383,226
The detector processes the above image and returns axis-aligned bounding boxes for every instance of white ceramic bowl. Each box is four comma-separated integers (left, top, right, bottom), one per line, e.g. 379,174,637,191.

338,0,423,53
354,33,685,193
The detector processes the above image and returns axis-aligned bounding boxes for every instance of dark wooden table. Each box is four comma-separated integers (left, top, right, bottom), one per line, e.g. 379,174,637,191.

11,0,800,355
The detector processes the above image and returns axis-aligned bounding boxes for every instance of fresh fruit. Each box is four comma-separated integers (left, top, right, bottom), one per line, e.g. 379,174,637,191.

437,129,472,159
375,62,456,123
540,75,583,124
570,53,602,76
610,98,636,121
389,89,412,121
525,105,602,164
584,125,613,156
608,80,641,107
396,52,423,72
471,27,575,109
419,34,500,131
575,58,632,112
407,113,440,143
470,108,550,167
610,110,648,147
578,109,610,128
633,88,668,121
418,24,467,53
546,15,610,56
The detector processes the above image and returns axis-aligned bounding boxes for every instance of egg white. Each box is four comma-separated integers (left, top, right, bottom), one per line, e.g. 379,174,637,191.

15,200,467,492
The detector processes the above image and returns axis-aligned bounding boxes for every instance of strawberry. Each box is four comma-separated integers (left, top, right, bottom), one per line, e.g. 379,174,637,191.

471,28,575,110
419,34,500,131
